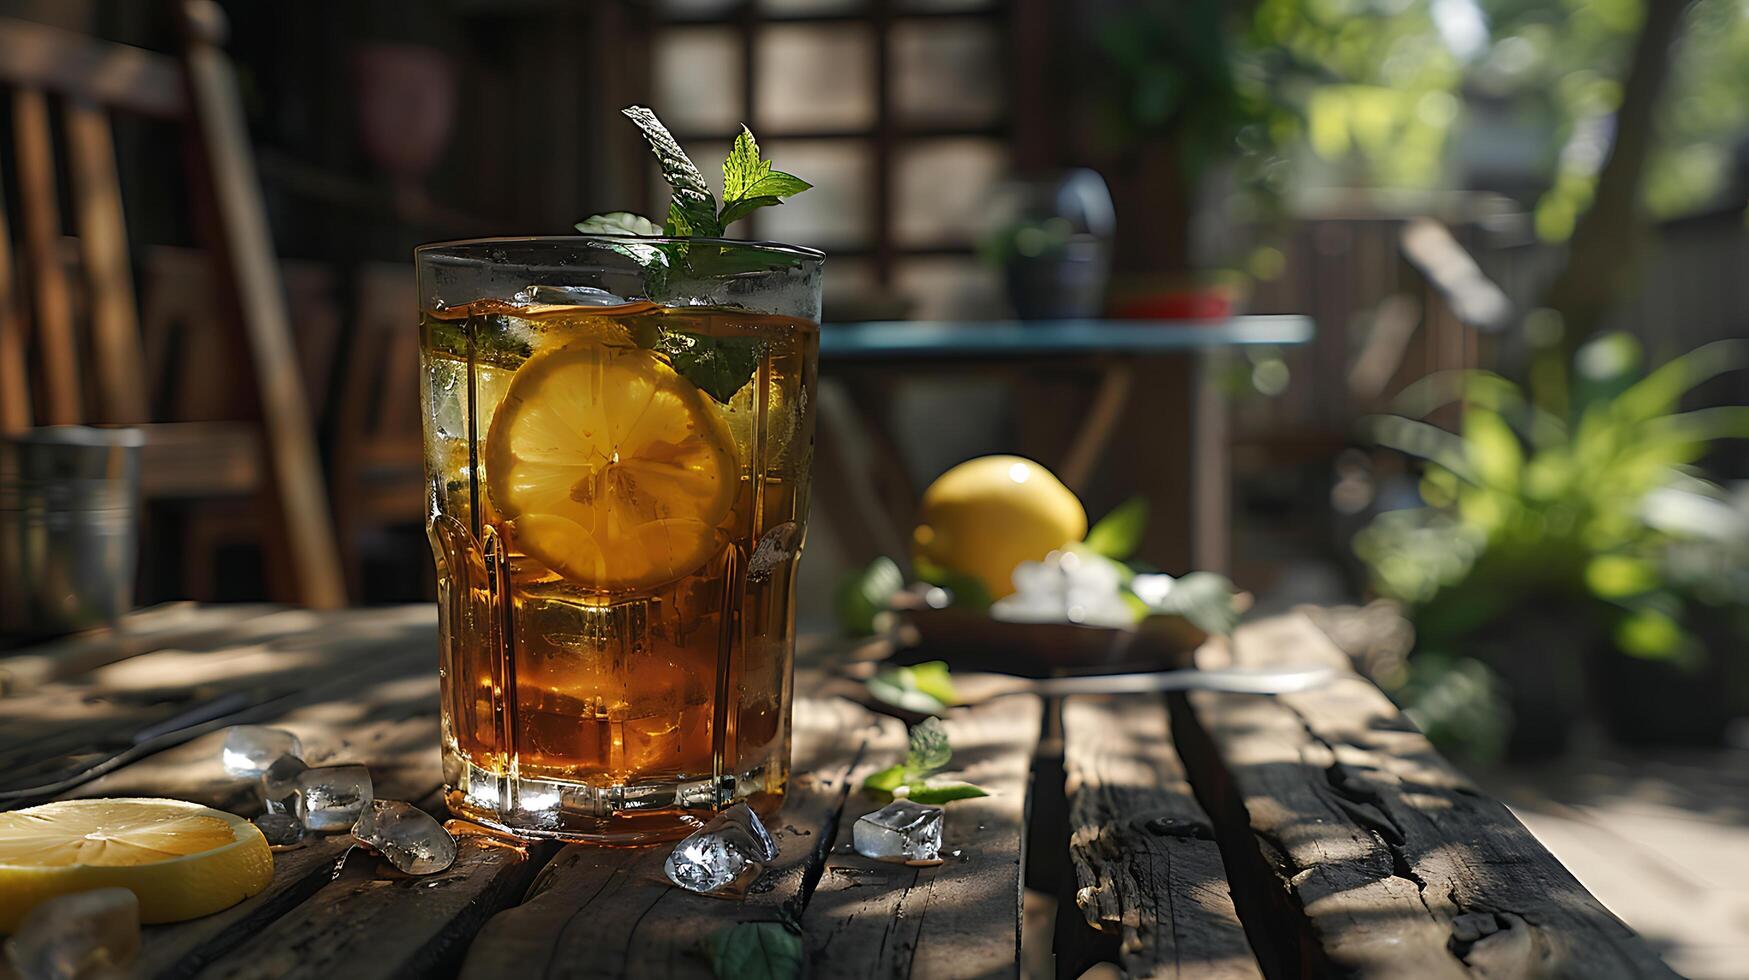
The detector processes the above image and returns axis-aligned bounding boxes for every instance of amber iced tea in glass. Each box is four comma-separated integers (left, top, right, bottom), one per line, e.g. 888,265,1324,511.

416,238,821,843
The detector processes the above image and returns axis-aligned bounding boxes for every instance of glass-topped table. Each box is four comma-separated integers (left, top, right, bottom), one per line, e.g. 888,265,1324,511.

820,316,1314,360
811,315,1317,579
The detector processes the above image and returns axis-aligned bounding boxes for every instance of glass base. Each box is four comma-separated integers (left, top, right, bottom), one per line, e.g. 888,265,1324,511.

441,748,785,845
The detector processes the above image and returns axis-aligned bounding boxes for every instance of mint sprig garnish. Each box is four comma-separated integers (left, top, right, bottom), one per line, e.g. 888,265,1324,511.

578,107,812,238
621,105,722,236
862,717,989,805
567,107,815,406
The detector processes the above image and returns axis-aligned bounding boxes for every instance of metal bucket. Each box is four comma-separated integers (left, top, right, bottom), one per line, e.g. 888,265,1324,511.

0,426,145,639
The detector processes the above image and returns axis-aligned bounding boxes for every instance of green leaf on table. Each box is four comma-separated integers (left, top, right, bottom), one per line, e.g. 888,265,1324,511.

866,661,958,715
574,211,665,236
861,717,989,801
913,556,992,611
1147,571,1241,636
835,557,906,636
623,105,722,238
906,716,952,772
905,782,990,805
1083,496,1149,560
862,764,908,794
706,921,803,980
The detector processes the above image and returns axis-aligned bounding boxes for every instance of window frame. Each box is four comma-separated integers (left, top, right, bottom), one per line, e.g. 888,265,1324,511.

650,0,1012,282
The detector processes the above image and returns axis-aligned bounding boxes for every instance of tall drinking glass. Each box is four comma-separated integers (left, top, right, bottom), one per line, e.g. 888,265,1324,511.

415,237,822,843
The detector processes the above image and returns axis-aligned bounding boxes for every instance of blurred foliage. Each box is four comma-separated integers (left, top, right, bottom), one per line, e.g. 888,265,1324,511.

1132,0,1749,233
1355,333,1749,754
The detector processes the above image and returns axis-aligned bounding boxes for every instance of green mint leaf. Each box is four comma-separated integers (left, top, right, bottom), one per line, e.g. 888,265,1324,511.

722,126,772,202
575,212,665,236
666,199,698,237
717,125,813,230
867,678,949,716
745,171,811,199
622,105,721,237
867,669,949,716
906,661,959,708
1083,496,1149,560
718,195,786,230
836,557,905,636
862,764,908,795
1147,571,1241,636
905,782,989,805
906,717,951,774
706,922,803,980
913,557,992,611
643,329,762,404
866,660,959,715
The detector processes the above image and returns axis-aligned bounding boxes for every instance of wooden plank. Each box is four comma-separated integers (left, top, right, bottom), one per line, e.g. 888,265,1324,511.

40,613,455,978
65,98,149,423
1061,695,1260,980
804,695,1042,980
0,607,436,794
459,697,905,980
1172,613,1680,979
0,16,185,118
0,602,278,694
186,831,553,980
12,86,81,424
177,1,344,609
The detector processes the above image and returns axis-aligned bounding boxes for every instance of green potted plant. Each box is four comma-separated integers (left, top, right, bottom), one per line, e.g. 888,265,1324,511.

1354,334,1749,757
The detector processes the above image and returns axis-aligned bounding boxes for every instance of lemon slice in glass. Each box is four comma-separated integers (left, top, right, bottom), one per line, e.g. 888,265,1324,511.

485,340,739,591
0,798,273,932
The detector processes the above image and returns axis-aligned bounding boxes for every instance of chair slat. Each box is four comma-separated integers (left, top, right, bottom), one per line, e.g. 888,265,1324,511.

12,87,81,425
66,99,148,423
179,3,345,609
0,17,184,119
0,153,28,434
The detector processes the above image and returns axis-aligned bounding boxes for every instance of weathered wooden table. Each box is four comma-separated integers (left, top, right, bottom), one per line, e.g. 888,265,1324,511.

0,605,1679,978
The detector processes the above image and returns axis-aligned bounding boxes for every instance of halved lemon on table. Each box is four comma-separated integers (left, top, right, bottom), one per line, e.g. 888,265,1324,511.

485,338,740,591
0,798,273,932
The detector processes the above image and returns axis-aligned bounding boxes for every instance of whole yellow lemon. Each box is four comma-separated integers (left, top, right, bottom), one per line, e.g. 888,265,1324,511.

913,455,1087,599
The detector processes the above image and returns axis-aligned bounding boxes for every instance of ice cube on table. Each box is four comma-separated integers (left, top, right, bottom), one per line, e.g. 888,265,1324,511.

252,812,307,850
221,726,302,777
4,887,140,980
854,800,945,865
352,800,457,875
293,764,373,832
663,803,778,898
258,754,308,814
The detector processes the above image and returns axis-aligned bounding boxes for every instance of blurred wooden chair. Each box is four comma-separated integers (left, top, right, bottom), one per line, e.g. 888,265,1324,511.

0,2,344,607
330,261,428,596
